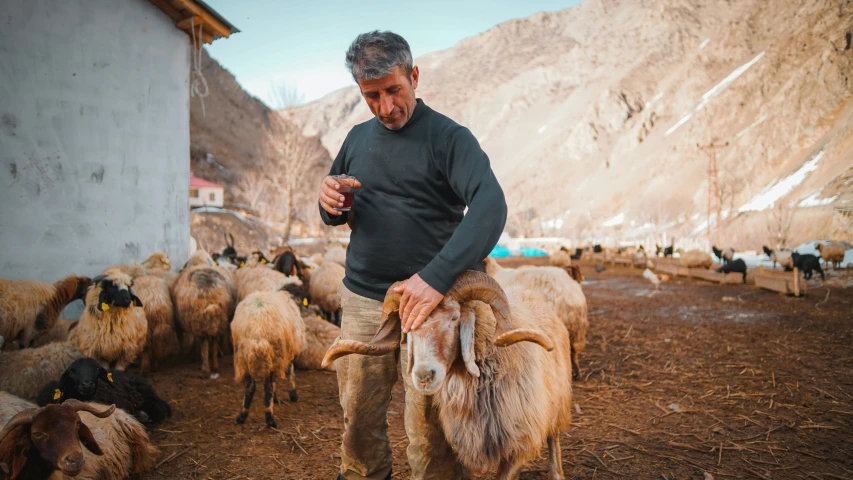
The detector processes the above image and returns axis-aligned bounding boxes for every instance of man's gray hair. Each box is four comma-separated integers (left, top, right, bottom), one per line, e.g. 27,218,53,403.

345,31,413,82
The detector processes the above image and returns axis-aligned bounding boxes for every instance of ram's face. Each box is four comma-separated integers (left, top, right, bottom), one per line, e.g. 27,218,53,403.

408,299,462,395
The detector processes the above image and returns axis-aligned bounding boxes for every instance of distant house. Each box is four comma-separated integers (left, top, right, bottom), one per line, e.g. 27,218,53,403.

1,0,237,289
190,175,224,208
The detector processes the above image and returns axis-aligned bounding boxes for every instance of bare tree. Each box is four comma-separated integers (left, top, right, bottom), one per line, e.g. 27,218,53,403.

766,202,794,248
234,116,327,241
268,81,305,109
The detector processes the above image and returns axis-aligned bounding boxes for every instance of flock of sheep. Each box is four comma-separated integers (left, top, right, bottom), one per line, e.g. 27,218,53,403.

0,239,350,479
0,235,594,479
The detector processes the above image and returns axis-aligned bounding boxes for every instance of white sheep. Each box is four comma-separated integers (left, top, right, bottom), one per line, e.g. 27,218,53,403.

0,341,82,400
817,242,846,268
762,246,794,270
679,250,714,269
324,271,573,479
69,271,148,371
0,275,91,349
231,288,306,428
486,258,588,380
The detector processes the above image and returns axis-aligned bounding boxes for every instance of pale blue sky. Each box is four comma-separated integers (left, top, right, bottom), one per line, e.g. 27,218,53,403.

204,0,582,107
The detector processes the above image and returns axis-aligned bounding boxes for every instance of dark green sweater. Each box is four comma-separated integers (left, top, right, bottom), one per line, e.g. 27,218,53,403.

319,98,507,301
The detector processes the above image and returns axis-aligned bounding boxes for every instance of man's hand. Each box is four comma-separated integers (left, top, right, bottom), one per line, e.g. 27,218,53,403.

394,274,444,333
319,176,362,216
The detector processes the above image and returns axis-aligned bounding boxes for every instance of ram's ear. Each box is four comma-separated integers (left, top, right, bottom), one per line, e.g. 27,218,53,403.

11,437,31,478
77,421,104,456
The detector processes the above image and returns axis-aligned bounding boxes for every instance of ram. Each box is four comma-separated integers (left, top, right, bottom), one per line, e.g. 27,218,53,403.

324,271,573,479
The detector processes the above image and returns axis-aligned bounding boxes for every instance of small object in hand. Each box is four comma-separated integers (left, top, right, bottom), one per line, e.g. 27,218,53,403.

332,174,357,212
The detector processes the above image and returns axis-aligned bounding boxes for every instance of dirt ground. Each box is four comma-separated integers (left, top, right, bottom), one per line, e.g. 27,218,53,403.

142,265,853,480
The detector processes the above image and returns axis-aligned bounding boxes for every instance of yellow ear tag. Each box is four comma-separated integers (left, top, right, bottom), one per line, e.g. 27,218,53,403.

240,261,245,267
316,315,322,320
53,389,62,401
261,259,267,264
107,372,114,383
101,303,110,311
214,261,218,266
164,260,170,265
302,298,308,307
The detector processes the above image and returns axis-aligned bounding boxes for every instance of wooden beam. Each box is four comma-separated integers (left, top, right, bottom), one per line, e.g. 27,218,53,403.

171,0,232,38
177,15,203,30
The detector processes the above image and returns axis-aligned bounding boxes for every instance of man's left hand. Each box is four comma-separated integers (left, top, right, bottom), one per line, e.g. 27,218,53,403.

394,274,444,333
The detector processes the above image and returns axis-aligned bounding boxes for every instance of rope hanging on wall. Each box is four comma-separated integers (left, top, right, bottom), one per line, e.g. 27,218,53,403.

190,17,209,117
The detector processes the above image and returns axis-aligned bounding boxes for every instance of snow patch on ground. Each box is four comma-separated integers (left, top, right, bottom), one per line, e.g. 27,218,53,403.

698,38,710,50
733,114,768,140
602,212,626,227
798,189,840,207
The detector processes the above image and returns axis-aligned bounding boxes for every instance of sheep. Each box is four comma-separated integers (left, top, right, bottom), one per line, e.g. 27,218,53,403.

222,232,238,262
31,319,78,348
295,314,340,372
550,248,571,268
323,245,347,267
36,358,172,427
679,250,714,269
0,275,91,349
486,257,588,380
792,253,825,280
231,287,306,428
0,342,82,400
172,250,235,379
1,393,159,480
0,395,116,479
128,273,179,373
817,242,846,269
717,258,747,283
323,271,573,479
308,261,345,326
235,263,290,301
762,246,794,270
655,244,674,258
69,272,148,371
712,246,735,265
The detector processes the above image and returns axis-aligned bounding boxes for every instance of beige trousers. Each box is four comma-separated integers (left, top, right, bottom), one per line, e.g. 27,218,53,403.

336,282,464,480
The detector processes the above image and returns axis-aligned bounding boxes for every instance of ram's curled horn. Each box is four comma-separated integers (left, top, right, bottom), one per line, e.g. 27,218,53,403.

493,328,555,351
63,399,116,418
446,270,512,331
320,282,405,369
0,408,39,443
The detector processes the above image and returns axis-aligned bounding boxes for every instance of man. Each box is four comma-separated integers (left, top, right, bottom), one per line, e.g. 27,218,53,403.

318,30,507,480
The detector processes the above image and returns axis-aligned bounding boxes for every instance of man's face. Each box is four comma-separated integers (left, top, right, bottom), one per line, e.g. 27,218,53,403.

357,65,419,130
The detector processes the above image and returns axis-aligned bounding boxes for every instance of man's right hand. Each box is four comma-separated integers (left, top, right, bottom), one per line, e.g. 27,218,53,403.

319,176,361,216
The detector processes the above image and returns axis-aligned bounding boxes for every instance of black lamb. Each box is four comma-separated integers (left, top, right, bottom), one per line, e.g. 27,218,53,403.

717,258,747,283
36,358,171,428
791,253,824,280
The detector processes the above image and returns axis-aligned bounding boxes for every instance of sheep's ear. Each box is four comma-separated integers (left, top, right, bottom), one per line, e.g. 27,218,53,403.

11,436,31,478
77,422,104,456
129,290,143,308
459,308,479,377
98,367,113,383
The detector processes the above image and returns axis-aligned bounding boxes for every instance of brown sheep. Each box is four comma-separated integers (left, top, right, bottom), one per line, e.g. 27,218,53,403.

172,250,235,379
817,242,846,268
308,261,345,325
324,271,573,479
0,342,82,400
132,274,180,373
295,315,340,372
235,264,290,301
0,275,91,349
31,319,79,347
232,289,305,428
679,250,714,269
70,272,148,371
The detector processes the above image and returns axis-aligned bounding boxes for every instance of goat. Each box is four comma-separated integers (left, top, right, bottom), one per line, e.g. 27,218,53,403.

712,246,735,265
323,271,573,479
0,275,91,349
0,395,115,479
792,253,824,280
762,246,794,270
36,358,172,427
717,258,747,283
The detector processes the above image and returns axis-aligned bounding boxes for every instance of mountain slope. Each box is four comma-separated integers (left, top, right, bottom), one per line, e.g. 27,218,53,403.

286,0,853,247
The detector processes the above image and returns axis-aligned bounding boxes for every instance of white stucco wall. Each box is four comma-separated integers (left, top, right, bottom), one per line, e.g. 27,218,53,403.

189,186,224,207
0,0,191,317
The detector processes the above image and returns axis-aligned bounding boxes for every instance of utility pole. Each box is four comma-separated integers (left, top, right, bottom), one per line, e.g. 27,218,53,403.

697,142,728,247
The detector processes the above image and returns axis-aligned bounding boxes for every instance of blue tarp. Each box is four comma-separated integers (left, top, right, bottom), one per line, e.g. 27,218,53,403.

488,245,548,258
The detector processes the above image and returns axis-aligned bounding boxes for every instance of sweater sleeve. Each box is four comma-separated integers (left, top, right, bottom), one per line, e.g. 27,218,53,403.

418,126,507,294
319,134,350,226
